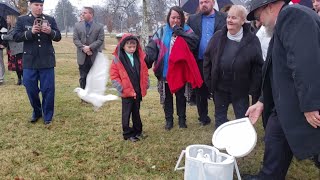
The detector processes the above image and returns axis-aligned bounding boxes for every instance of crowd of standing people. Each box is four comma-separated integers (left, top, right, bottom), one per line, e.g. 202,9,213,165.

0,0,319,178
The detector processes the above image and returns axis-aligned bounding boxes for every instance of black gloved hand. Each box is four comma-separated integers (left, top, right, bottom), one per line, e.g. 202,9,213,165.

172,25,183,36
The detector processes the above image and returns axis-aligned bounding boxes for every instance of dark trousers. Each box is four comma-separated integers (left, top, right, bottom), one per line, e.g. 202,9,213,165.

214,91,249,128
121,97,142,139
78,56,92,89
164,83,186,126
259,111,293,180
195,60,210,123
16,70,23,80
23,68,55,122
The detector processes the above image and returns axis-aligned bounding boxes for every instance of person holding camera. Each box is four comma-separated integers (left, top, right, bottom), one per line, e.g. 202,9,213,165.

13,0,61,126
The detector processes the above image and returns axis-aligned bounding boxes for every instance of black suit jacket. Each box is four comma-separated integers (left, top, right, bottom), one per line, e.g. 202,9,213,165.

187,10,227,59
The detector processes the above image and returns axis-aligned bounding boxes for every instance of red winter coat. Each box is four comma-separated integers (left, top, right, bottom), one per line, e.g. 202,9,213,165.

110,34,149,98
167,36,203,93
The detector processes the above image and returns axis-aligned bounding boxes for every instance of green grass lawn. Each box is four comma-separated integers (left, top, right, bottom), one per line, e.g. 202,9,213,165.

0,37,318,179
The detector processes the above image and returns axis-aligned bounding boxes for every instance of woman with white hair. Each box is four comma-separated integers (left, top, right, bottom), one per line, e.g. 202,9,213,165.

203,5,264,128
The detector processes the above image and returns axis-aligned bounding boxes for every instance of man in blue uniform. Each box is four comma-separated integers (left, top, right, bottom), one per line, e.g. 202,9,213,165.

13,0,61,126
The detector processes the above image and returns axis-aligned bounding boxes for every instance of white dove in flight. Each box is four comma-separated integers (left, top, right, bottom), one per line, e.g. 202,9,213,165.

74,52,119,109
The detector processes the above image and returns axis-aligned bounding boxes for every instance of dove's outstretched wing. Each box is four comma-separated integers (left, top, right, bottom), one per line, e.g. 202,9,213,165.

85,52,109,95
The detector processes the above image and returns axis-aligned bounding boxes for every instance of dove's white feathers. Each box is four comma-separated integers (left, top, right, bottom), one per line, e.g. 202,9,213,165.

74,52,119,108
196,149,205,160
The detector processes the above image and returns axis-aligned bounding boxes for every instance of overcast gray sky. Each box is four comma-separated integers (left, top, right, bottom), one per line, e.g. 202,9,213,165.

43,0,106,14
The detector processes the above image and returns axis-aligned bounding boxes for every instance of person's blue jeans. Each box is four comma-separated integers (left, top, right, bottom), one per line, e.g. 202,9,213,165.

23,68,55,122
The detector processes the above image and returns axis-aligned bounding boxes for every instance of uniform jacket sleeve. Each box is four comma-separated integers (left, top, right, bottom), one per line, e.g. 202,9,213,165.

276,7,320,112
13,17,34,42
49,17,61,42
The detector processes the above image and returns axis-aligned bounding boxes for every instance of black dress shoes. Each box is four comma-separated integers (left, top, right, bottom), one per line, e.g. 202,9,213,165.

165,124,173,131
17,79,22,85
136,133,148,140
30,116,42,123
124,136,140,142
312,154,320,168
242,174,261,180
199,121,210,126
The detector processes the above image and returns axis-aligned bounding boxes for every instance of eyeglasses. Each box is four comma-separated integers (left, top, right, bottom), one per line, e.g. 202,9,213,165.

254,5,267,21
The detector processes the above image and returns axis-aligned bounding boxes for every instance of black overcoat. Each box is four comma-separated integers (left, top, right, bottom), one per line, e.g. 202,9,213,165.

262,4,320,159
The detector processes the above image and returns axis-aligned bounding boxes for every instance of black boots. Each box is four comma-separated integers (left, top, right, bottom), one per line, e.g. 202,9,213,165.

165,120,173,131
17,78,22,85
164,119,187,130
179,118,187,128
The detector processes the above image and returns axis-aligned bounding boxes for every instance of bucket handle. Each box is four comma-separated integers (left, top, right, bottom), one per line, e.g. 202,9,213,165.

174,150,186,171
234,159,242,180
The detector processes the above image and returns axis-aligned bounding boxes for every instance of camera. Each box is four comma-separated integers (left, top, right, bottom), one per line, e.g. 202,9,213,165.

34,18,42,26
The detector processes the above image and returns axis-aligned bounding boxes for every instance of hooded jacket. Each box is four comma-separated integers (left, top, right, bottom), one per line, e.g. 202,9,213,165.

110,34,149,99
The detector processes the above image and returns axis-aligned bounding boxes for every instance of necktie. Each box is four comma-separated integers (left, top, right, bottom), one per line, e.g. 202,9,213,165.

85,23,90,36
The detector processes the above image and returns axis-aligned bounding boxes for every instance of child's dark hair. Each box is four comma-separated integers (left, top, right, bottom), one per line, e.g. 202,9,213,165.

125,39,137,45
166,6,185,27
120,35,139,48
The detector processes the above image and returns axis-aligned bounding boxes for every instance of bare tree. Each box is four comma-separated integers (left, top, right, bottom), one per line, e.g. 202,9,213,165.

54,0,77,37
9,0,28,15
142,0,151,48
105,0,137,33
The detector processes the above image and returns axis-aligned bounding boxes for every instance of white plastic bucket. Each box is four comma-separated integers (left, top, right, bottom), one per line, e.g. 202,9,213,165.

175,118,256,180
175,144,235,180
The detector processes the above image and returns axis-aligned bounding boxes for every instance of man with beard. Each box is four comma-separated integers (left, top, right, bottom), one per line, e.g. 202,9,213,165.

244,0,320,179
187,0,226,126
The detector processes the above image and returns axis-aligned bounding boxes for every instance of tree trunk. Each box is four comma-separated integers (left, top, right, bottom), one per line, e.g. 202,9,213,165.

65,26,68,37
62,1,68,37
142,0,151,48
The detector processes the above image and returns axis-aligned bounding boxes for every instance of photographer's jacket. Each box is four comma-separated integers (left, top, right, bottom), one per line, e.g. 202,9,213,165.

13,12,61,69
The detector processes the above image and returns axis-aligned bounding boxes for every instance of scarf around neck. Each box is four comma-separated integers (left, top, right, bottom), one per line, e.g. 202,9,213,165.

162,24,191,78
227,26,243,42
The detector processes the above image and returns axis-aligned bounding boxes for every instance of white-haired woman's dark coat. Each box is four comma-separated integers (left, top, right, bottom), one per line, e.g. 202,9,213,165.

203,23,264,103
